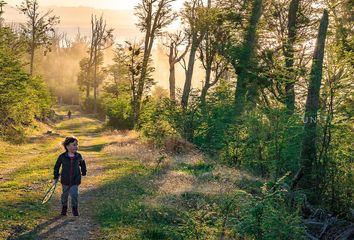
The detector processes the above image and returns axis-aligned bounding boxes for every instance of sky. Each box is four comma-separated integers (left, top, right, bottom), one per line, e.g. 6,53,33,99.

6,0,185,10
4,0,185,39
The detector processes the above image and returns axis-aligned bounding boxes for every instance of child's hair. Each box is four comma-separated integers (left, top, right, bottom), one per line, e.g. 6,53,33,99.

63,136,78,152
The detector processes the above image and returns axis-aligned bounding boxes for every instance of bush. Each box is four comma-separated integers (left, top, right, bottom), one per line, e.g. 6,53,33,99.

234,186,305,239
235,195,305,240
192,80,235,154
139,98,179,147
102,95,133,129
221,108,303,179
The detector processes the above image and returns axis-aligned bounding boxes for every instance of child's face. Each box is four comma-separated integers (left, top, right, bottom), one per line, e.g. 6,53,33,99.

67,141,78,153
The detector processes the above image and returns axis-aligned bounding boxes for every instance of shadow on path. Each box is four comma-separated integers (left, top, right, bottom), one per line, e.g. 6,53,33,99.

8,215,74,240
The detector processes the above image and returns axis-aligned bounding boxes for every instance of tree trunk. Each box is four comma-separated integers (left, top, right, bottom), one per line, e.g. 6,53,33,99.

29,2,36,76
86,82,90,98
181,42,198,108
134,32,154,125
200,67,212,105
234,0,263,117
30,44,35,75
168,43,176,101
30,14,35,76
93,51,98,114
169,65,176,101
133,94,140,126
299,10,329,195
284,0,300,114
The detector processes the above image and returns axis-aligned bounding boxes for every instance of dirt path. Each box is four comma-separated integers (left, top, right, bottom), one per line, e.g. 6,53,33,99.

32,116,113,240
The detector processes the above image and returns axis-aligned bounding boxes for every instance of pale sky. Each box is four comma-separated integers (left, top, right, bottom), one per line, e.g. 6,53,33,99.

6,0,185,10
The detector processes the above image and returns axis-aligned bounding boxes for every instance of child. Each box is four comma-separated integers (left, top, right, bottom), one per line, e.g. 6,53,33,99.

54,136,87,216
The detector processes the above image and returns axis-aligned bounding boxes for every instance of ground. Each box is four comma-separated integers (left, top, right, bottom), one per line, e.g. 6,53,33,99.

0,106,263,240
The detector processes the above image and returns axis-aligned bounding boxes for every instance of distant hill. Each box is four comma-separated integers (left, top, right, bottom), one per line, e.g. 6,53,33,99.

3,5,142,41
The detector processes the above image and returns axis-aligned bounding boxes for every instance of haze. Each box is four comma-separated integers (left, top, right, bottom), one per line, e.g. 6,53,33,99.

3,0,203,91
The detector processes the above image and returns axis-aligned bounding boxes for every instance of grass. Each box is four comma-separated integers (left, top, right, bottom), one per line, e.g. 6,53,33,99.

175,161,214,176
0,130,63,239
1,106,292,240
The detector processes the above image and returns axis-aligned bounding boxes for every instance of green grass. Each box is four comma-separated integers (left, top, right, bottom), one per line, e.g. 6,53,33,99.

175,161,214,176
0,135,62,239
1,106,296,240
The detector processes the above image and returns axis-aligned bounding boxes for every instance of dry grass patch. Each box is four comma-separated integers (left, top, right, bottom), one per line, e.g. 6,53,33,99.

157,170,196,195
102,131,174,168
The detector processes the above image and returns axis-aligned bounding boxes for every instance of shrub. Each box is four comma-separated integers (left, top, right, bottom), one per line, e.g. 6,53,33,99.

102,95,133,129
139,98,179,147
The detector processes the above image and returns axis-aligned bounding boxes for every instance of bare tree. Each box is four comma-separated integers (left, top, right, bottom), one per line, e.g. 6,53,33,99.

88,14,113,113
134,0,176,124
17,0,59,75
161,31,190,101
0,1,6,28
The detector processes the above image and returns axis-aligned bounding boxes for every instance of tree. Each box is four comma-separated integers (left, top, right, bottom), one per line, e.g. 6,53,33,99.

0,0,6,28
297,10,329,197
87,14,113,113
78,57,94,99
104,44,130,99
233,0,263,117
125,41,155,125
0,23,51,140
161,31,190,101
134,0,176,124
180,0,209,108
198,5,230,105
283,0,300,114
17,0,59,75
261,0,315,114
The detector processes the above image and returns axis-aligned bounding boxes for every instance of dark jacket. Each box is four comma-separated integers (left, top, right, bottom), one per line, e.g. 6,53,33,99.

54,152,87,186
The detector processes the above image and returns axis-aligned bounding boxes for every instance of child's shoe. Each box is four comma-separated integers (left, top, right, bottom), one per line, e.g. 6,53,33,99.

61,205,67,216
72,207,79,216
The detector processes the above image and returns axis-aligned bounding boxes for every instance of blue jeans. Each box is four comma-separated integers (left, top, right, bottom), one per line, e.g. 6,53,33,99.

61,185,78,207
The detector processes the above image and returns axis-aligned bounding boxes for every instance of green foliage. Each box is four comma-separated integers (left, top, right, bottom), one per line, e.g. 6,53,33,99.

139,97,179,147
220,108,303,178
141,228,168,240
193,81,235,154
219,177,305,239
101,94,133,129
80,96,106,120
235,193,305,239
318,121,354,217
0,46,52,141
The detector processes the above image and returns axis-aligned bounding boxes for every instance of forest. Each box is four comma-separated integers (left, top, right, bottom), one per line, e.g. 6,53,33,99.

0,0,353,239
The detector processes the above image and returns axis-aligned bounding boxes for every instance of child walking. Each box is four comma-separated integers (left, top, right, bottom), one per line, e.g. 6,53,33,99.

54,136,87,216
